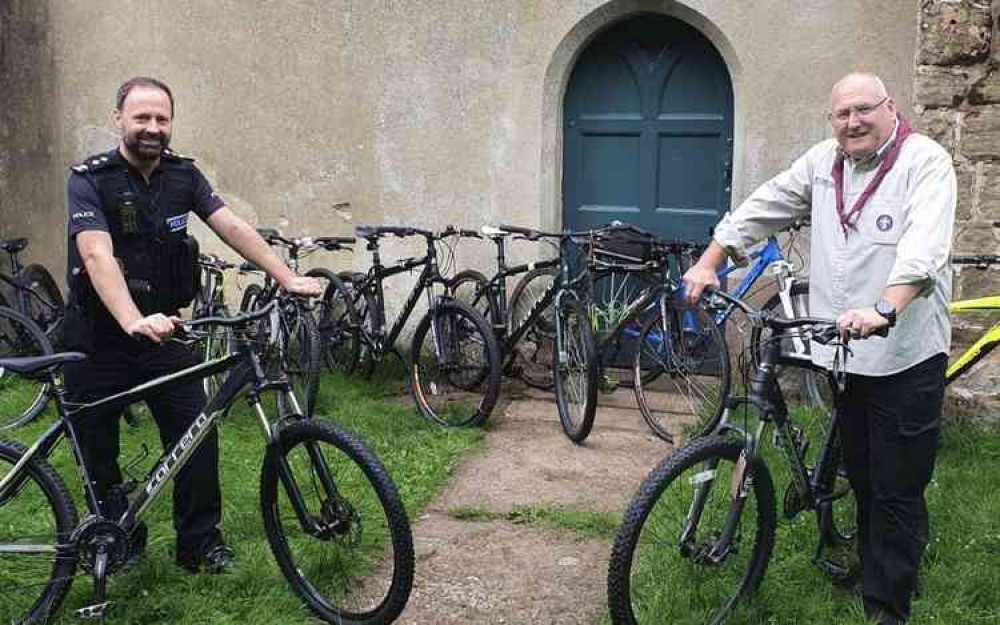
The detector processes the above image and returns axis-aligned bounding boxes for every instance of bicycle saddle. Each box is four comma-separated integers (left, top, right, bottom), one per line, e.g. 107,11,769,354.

0,238,28,253
0,352,87,376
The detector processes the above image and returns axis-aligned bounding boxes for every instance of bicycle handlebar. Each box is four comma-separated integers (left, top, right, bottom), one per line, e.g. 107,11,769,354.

183,300,277,332
355,225,434,239
952,254,1000,267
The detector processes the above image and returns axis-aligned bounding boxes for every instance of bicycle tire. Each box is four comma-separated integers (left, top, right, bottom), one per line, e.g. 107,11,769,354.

508,266,557,390
552,296,598,443
307,268,360,374
608,436,776,625
0,305,54,429
280,300,322,418
750,281,829,408
448,270,499,333
201,304,234,400
633,299,730,442
339,272,378,377
20,264,65,347
410,299,502,427
260,419,414,625
240,283,264,313
0,439,80,623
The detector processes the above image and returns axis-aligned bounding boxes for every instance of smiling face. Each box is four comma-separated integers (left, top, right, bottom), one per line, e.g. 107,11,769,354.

114,85,173,165
829,74,897,160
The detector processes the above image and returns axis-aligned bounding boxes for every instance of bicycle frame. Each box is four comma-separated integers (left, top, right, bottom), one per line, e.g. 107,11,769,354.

0,306,322,549
945,296,1000,384
479,234,561,335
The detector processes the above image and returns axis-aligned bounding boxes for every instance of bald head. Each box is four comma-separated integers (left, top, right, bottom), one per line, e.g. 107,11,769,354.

829,72,897,159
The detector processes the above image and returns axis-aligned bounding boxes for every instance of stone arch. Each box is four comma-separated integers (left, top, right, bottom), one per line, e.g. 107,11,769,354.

538,0,743,230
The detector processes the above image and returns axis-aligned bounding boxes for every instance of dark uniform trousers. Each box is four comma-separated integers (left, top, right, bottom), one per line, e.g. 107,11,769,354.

64,340,222,557
838,352,946,623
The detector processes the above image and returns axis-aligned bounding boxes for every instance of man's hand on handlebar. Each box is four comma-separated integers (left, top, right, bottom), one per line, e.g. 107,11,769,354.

682,263,720,305
836,307,889,340
281,275,324,297
125,313,183,343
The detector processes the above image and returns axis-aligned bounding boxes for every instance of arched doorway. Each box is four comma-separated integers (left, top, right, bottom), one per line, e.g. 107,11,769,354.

562,13,734,242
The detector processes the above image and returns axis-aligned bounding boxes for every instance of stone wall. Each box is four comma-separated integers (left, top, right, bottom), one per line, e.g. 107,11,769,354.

0,1,60,269
914,0,1000,409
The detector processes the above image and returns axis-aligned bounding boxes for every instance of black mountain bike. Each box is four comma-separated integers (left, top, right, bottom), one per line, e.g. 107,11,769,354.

0,237,65,346
0,301,414,625
342,225,502,428
0,306,54,429
607,289,874,624
446,226,561,390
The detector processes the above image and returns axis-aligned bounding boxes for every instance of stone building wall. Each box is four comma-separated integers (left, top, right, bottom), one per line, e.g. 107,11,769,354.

915,0,1000,408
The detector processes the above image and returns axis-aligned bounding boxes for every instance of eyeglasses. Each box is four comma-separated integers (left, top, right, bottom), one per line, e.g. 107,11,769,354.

828,96,889,124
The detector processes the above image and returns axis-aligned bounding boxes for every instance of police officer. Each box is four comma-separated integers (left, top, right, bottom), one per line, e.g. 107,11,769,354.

64,76,321,573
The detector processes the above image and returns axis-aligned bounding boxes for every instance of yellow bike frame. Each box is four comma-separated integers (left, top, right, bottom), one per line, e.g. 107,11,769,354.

946,295,1000,384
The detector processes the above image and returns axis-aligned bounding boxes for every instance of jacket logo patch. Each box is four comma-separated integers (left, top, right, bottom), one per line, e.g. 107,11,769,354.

166,214,188,232
876,214,893,232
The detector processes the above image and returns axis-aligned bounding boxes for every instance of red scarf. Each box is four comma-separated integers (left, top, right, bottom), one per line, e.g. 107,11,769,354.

830,114,912,237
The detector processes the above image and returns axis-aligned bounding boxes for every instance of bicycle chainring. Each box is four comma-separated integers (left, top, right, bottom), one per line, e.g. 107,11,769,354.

72,518,131,575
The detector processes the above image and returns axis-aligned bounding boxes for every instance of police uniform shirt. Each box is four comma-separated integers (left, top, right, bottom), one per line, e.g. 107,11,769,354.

66,148,225,287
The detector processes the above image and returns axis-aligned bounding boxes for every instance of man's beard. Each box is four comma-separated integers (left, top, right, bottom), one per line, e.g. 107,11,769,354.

124,131,170,161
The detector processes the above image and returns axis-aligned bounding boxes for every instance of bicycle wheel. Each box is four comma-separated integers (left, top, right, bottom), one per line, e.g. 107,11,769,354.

633,299,730,442
0,305,54,429
608,436,776,625
0,439,80,623
201,305,234,400
339,272,377,377
308,269,360,374
280,300,322,418
508,266,557,390
20,264,65,346
448,270,499,333
750,281,829,408
552,296,598,443
261,419,414,625
410,299,502,427
589,268,656,389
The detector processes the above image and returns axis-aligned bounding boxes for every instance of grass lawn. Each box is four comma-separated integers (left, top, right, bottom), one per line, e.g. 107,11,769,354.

0,371,483,624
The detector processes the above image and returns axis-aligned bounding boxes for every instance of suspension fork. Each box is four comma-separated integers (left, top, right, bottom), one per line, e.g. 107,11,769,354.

705,421,767,563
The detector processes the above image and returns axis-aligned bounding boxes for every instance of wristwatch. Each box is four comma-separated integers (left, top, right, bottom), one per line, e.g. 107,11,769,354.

874,299,897,327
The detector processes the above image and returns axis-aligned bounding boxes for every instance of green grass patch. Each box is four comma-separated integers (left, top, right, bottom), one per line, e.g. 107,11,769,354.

1,370,483,624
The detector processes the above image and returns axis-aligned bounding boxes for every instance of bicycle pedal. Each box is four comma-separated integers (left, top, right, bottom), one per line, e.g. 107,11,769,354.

813,557,851,582
74,601,113,619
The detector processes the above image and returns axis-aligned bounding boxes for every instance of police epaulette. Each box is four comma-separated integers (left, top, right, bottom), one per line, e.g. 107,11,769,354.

70,153,115,174
162,148,195,162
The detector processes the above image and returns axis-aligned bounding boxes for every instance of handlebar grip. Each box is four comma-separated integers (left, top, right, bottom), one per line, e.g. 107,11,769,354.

499,224,535,237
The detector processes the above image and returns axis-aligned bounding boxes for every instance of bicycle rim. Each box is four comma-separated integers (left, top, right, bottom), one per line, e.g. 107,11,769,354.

509,268,557,390
634,303,729,442
609,438,775,625
553,298,597,443
0,442,79,622
261,420,413,625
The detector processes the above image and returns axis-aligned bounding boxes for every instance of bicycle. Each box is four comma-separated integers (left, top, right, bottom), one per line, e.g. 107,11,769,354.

238,229,334,417
0,236,65,346
345,225,502,428
0,301,414,624
0,305,55,429
446,226,561,390
607,289,875,625
946,253,1000,385
192,253,240,399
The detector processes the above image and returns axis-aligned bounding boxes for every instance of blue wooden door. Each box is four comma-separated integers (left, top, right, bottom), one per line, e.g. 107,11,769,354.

562,14,733,243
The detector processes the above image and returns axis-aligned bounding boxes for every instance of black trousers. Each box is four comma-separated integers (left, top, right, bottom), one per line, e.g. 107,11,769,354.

64,341,222,556
838,352,946,623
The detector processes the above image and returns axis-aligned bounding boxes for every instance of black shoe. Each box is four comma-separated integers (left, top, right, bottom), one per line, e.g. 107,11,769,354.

177,541,235,574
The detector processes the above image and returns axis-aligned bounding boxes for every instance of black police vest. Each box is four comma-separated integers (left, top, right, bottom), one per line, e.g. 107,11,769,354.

79,151,200,316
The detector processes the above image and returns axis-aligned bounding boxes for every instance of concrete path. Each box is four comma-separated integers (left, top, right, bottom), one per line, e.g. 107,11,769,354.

395,387,677,624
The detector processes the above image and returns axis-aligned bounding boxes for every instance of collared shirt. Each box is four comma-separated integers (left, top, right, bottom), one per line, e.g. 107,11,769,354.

713,131,956,376
66,148,225,285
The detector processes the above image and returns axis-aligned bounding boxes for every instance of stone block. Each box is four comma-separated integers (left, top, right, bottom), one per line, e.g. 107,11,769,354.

968,62,1000,104
960,106,1000,159
918,0,992,66
978,161,1000,221
952,261,1000,329
915,65,974,107
914,108,957,153
955,161,977,221
952,220,999,254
